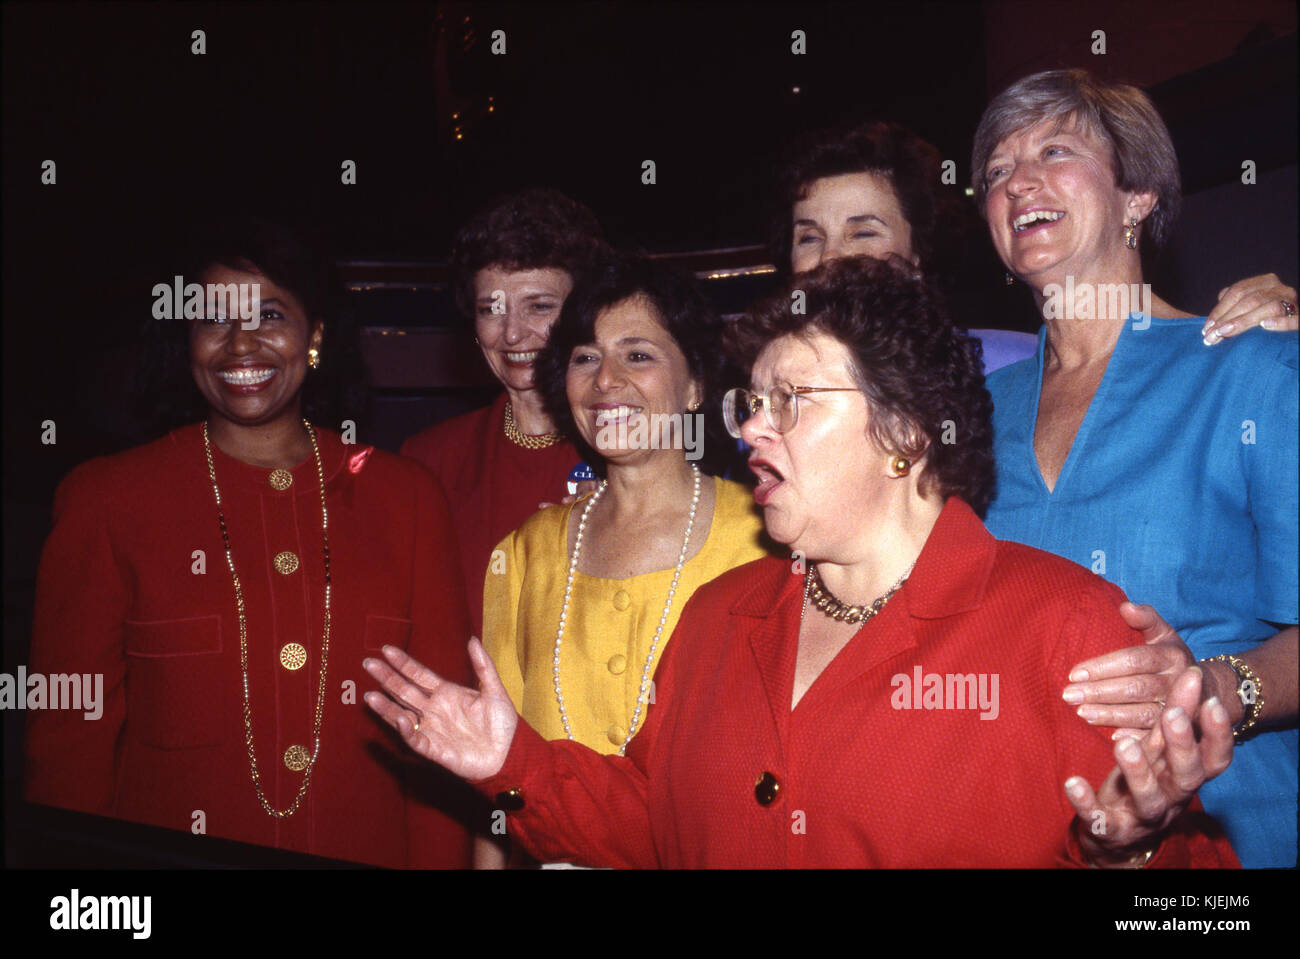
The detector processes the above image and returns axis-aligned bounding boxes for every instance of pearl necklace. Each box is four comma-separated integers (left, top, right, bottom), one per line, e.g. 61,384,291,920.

553,464,702,755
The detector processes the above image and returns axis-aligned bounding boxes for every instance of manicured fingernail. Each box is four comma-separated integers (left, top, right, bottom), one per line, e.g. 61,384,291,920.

1065,776,1086,797
1206,696,1229,725
1076,706,1098,721
1068,668,1089,682
1262,318,1278,330
1119,738,1141,761
1062,687,1084,704
1166,706,1189,733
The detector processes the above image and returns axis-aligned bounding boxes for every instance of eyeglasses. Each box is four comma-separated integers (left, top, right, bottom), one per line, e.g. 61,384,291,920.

722,384,861,438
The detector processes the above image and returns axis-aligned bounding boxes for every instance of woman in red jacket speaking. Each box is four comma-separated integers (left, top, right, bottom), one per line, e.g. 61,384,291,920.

365,256,1238,867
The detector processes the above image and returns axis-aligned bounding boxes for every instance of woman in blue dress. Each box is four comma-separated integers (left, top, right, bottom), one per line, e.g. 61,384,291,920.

971,68,1298,867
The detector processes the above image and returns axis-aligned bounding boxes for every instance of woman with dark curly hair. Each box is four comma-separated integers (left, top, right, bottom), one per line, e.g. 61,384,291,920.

473,254,770,866
364,257,1238,867
772,120,1038,373
401,189,609,642
25,216,476,868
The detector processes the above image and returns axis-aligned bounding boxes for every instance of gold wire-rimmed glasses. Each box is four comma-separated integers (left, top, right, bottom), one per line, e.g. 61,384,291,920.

722,384,861,438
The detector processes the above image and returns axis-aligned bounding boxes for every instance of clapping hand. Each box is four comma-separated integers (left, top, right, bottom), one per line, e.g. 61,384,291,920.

1064,666,1234,867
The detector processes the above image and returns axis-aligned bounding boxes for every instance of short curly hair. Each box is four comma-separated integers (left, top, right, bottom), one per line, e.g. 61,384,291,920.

727,256,995,515
535,254,740,478
450,188,609,319
769,121,961,278
971,69,1181,249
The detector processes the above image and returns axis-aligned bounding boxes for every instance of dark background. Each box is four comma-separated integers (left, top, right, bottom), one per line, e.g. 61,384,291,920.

3,0,1296,868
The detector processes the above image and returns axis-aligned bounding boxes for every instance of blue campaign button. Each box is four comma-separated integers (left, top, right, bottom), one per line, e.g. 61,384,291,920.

567,461,595,495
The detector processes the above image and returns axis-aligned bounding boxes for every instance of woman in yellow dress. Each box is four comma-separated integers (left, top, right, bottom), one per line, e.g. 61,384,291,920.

478,256,772,865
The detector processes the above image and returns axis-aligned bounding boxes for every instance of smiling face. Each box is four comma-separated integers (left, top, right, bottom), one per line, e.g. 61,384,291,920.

742,330,894,558
790,172,918,275
564,294,701,466
473,265,574,394
983,116,1143,287
189,263,322,431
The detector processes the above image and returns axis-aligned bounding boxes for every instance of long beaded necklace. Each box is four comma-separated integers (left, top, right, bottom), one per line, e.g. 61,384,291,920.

203,419,332,819
503,400,564,449
553,464,701,755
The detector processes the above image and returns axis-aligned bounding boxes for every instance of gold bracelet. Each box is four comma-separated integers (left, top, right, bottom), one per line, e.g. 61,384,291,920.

1203,653,1264,743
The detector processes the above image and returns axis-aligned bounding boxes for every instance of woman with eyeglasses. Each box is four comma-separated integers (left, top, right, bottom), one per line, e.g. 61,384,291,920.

364,257,1237,867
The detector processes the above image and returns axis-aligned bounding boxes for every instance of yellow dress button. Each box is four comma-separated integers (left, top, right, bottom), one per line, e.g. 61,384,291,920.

279,643,307,670
612,590,631,611
607,725,627,746
754,771,781,806
283,744,311,771
273,551,300,575
607,653,627,675
268,469,294,491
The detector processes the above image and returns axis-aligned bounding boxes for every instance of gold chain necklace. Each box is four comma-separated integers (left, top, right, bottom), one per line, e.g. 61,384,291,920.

805,561,913,625
203,419,332,819
503,400,564,449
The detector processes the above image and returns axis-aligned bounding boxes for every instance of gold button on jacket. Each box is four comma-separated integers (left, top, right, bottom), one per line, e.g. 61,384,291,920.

283,744,311,771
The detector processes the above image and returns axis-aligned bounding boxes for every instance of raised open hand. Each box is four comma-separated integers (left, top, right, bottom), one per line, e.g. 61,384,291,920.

363,638,518,781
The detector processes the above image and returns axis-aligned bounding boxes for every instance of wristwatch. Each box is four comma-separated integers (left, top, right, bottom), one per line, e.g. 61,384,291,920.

1203,653,1264,743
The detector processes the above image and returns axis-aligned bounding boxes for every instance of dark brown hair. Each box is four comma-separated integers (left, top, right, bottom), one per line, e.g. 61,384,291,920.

770,121,961,277
536,254,740,478
728,256,995,515
450,188,609,319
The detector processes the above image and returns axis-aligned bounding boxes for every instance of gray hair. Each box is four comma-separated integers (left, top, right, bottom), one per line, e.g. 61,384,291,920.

970,69,1181,248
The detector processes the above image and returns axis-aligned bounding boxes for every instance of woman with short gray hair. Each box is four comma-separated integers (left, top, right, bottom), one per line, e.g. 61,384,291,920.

973,68,1298,867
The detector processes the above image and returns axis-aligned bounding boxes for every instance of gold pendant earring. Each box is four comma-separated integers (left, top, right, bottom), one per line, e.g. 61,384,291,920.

308,347,321,369
1124,217,1138,250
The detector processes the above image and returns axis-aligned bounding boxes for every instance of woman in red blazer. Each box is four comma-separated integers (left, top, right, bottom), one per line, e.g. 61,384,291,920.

25,217,475,868
364,257,1238,867
400,189,608,642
